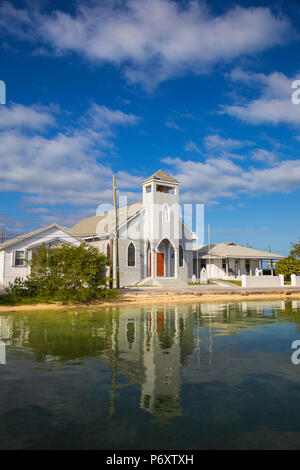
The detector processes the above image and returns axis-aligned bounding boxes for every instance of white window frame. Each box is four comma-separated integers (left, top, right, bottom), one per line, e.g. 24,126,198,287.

13,250,28,267
179,245,184,267
162,204,170,222
127,242,136,268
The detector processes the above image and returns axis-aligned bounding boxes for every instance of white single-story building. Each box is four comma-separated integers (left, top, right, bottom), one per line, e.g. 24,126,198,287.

0,224,81,289
192,242,283,280
0,170,284,289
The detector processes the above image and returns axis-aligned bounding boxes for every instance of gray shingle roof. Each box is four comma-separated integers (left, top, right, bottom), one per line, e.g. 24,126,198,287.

142,169,179,184
70,201,143,237
194,242,284,260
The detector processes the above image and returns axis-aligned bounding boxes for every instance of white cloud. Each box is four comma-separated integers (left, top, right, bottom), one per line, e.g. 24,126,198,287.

0,1,292,88
165,120,183,131
185,134,253,160
184,141,202,154
250,148,279,165
87,103,141,129
0,102,142,208
204,134,253,150
223,69,300,125
162,156,300,203
0,103,56,130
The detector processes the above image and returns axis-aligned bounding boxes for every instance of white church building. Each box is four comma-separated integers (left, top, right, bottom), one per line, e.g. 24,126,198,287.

0,170,283,289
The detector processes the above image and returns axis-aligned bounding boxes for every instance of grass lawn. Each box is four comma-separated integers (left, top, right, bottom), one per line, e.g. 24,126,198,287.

0,294,55,306
188,282,216,285
216,279,242,286
125,285,159,288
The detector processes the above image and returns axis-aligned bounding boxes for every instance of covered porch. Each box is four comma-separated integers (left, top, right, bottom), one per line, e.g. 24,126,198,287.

192,242,284,280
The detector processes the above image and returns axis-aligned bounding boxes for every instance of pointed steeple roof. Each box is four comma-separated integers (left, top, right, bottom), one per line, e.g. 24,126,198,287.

142,169,179,184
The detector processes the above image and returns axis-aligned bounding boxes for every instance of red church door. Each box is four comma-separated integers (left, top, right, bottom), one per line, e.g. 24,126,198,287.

157,253,164,277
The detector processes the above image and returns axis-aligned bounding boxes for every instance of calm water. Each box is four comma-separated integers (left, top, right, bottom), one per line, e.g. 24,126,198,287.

1,300,300,449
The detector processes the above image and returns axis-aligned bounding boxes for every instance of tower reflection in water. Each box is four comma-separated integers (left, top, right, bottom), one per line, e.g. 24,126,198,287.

107,306,185,426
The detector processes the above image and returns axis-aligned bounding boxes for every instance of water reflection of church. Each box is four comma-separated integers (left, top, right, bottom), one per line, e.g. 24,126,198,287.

1,300,300,426
111,306,190,426
105,300,299,425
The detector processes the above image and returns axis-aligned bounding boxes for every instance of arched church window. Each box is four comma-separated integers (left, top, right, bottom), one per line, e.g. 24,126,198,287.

127,243,136,267
162,204,170,222
179,245,184,267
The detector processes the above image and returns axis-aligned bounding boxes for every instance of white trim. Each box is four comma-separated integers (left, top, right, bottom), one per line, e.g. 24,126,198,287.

162,203,170,222
179,244,184,267
180,219,197,240
156,237,176,278
145,239,152,277
117,207,145,232
2,251,5,283
126,241,136,268
12,250,28,267
156,236,176,252
0,223,82,250
26,236,79,250
141,179,179,186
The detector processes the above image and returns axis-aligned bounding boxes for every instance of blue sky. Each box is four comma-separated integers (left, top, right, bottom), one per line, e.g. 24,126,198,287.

0,0,300,255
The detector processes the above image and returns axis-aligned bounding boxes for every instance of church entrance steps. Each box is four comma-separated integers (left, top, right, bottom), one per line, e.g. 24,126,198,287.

133,277,155,286
155,277,187,288
133,277,187,288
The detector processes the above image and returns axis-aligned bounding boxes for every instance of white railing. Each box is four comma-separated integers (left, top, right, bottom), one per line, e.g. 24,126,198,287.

291,274,300,287
241,275,284,288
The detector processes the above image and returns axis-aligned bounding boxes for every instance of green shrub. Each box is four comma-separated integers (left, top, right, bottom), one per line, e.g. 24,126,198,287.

6,242,118,304
275,256,300,281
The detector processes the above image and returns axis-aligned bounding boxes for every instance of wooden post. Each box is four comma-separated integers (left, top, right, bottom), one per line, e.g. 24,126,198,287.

109,238,113,288
113,176,120,289
208,224,211,280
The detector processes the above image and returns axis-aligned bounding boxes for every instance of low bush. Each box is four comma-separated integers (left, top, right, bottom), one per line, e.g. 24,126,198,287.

4,242,118,305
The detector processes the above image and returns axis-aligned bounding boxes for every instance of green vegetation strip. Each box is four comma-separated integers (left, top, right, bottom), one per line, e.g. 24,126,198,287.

216,279,242,286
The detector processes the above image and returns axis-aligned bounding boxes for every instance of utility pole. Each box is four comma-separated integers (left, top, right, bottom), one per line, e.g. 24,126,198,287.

113,176,120,289
196,223,199,280
208,224,211,281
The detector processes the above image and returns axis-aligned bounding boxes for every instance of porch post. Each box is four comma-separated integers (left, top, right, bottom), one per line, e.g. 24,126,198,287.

260,259,264,274
152,248,156,279
174,248,178,279
226,258,229,276
238,259,241,276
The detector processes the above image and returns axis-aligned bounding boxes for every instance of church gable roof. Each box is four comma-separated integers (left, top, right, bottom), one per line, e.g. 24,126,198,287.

70,201,143,237
142,169,179,184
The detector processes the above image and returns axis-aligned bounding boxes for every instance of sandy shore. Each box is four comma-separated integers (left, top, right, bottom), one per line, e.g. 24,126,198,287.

1,288,300,312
